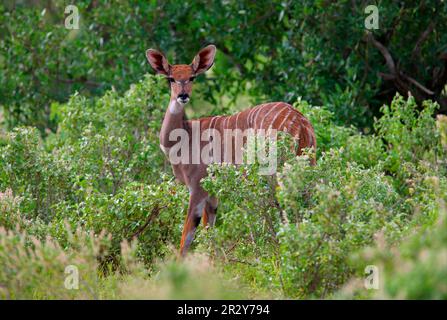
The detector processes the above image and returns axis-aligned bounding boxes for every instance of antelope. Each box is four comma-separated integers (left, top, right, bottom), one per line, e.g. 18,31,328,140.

146,45,316,256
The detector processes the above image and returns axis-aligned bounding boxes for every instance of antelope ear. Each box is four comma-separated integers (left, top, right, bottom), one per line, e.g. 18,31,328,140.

146,49,170,75
191,45,216,75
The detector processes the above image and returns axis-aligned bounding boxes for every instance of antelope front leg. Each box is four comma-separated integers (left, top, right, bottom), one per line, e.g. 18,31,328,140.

180,188,208,256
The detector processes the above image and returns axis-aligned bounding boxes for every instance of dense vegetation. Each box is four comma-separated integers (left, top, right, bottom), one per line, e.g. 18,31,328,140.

1,1,446,131
1,1,447,299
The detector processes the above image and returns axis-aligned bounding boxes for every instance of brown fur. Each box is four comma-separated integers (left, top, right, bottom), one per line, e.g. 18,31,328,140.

146,46,316,256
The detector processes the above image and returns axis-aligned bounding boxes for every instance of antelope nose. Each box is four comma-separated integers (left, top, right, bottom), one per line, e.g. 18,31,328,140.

177,93,190,104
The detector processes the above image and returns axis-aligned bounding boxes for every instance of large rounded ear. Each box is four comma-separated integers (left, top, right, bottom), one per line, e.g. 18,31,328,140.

146,49,170,75
191,45,216,75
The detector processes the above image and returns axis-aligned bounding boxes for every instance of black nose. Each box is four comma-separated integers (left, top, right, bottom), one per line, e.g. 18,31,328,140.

178,93,189,100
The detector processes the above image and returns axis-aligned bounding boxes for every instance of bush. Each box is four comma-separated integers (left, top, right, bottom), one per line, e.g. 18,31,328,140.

375,94,440,179
339,177,447,299
0,225,114,299
119,253,250,299
199,94,446,298
0,75,187,268
0,127,74,220
1,72,445,299
53,180,188,264
276,151,402,298
52,74,168,193
2,2,446,131
0,221,247,299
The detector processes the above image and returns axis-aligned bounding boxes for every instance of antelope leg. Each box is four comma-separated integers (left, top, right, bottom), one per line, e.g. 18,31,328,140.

180,188,207,256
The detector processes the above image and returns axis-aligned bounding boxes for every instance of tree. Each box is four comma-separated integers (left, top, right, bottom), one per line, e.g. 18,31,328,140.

1,1,446,131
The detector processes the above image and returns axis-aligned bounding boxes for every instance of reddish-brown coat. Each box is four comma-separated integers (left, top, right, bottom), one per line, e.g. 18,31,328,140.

146,45,316,256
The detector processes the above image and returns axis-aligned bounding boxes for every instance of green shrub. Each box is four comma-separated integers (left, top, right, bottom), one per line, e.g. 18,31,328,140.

0,221,247,299
375,94,440,178
52,74,168,193
339,177,447,299
2,2,446,130
199,94,446,298
276,150,402,298
0,225,115,299
0,127,74,220
1,71,446,300
53,179,188,264
120,253,250,299
0,75,185,268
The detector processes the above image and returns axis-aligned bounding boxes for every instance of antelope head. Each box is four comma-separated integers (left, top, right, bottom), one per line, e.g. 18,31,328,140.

146,45,216,105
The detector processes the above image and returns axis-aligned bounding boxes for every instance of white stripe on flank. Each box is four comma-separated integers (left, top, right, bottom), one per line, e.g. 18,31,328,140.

228,114,235,129
252,103,268,128
269,104,289,129
235,112,240,129
289,113,299,126
209,116,216,131
248,104,263,126
223,116,229,129
214,116,223,131
246,108,255,127
246,106,256,126
221,116,228,130
206,117,218,141
287,113,299,133
278,109,292,131
260,102,280,129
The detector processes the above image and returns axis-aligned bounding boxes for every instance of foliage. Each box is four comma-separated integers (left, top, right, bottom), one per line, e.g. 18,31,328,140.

1,1,446,132
200,94,446,298
0,71,446,299
0,75,187,268
338,178,447,299
0,218,246,299
52,73,168,193
119,253,250,299
2,0,447,301
0,223,114,299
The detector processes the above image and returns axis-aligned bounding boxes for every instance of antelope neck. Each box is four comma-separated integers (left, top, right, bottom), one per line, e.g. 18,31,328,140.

159,99,187,148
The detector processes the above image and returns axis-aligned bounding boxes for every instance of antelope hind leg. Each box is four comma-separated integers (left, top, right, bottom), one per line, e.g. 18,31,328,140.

203,196,218,228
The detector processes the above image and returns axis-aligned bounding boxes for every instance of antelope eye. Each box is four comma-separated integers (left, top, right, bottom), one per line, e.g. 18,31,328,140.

167,77,175,83
189,76,196,82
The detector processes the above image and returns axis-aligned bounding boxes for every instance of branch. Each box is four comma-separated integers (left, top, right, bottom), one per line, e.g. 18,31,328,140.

400,72,434,95
129,205,166,239
384,7,405,43
377,72,396,81
411,21,435,59
369,32,435,101
368,32,396,74
432,52,447,94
